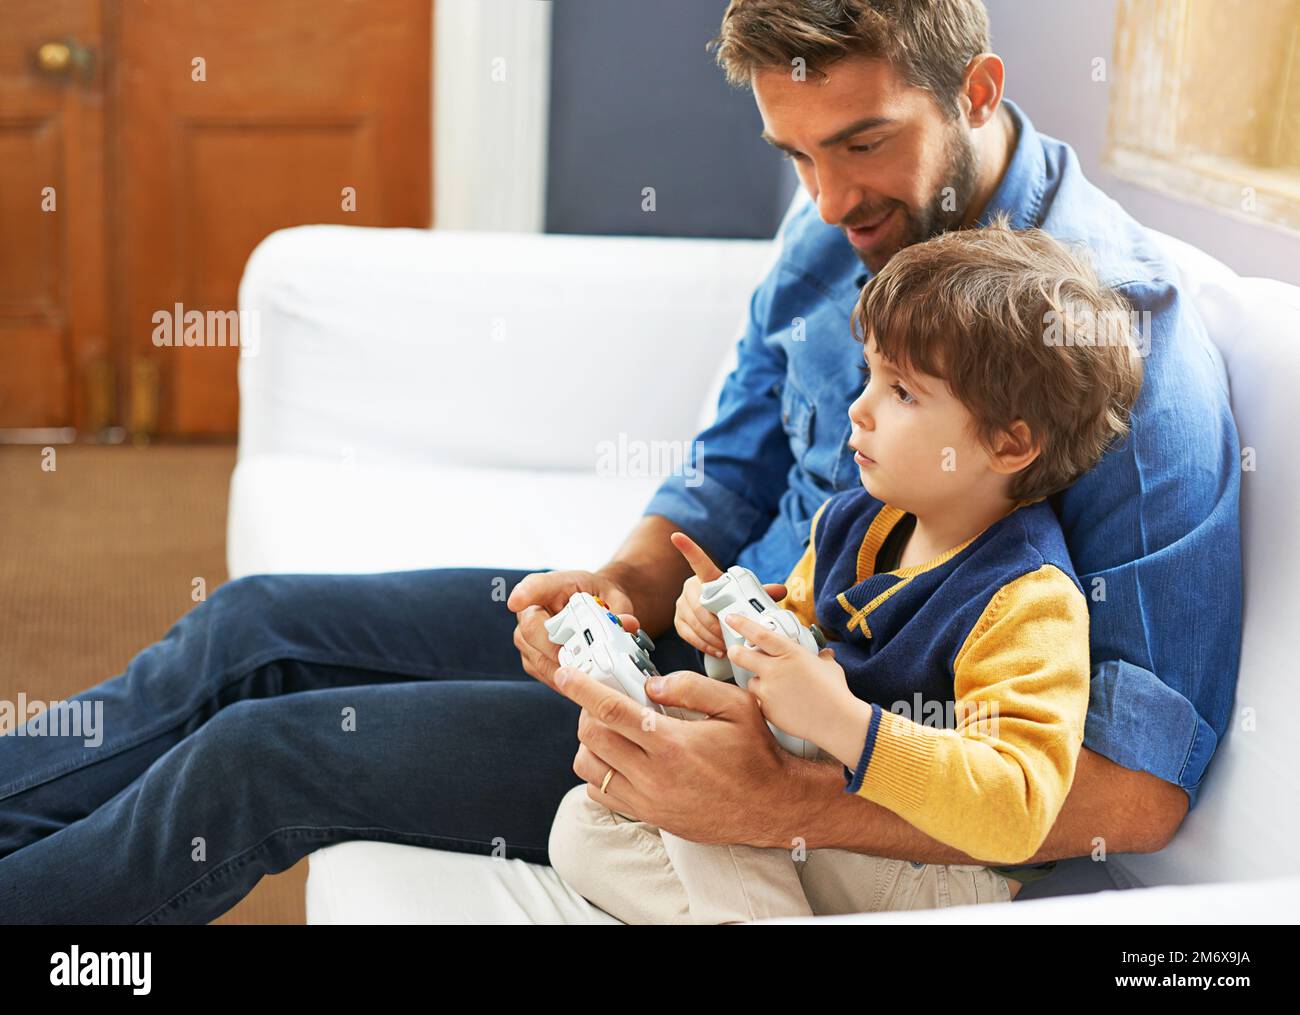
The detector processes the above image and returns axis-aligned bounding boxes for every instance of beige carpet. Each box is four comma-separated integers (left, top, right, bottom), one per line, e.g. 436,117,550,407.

0,444,307,924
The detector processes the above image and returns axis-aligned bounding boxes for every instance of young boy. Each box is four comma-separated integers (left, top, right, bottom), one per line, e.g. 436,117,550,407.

547,220,1145,923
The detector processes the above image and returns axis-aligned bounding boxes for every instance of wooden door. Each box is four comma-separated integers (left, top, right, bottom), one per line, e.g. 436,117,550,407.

1,0,432,439
116,0,433,438
0,0,109,434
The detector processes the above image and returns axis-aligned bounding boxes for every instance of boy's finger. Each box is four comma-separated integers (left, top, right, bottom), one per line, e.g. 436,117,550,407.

725,640,768,676
669,531,724,582
722,614,791,657
681,611,726,656
681,605,722,652
689,608,726,651
763,583,788,602
690,603,723,635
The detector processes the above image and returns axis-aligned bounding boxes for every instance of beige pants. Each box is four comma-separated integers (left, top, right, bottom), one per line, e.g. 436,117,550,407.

548,783,1012,924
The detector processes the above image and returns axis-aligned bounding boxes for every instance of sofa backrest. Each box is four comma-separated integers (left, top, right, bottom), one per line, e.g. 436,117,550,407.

237,226,774,474
1114,231,1300,887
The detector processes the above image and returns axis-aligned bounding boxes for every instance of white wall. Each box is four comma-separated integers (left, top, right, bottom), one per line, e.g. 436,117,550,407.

432,0,551,232
985,0,1300,285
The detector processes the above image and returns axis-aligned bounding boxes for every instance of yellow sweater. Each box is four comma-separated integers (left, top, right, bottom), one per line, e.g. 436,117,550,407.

779,490,1089,866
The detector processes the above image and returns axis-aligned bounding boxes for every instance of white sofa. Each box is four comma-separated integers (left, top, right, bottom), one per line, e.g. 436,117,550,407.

229,193,1300,923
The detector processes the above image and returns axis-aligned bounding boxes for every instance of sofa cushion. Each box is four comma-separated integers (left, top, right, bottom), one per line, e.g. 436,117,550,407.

228,454,664,577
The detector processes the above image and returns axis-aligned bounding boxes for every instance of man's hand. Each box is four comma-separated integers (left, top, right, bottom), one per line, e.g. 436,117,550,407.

552,662,816,848
670,531,787,661
507,571,640,693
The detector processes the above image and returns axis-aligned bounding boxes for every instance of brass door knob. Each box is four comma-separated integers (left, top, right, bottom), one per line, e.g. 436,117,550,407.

35,40,94,77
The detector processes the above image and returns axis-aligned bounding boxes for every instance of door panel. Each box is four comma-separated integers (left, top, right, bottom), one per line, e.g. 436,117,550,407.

1,0,432,437
115,0,432,437
0,0,108,431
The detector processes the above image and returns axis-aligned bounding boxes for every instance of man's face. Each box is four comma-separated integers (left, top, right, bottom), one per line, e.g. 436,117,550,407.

754,56,978,274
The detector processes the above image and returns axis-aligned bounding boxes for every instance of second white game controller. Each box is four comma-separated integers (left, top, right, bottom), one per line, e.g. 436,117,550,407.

545,592,691,720
698,565,826,759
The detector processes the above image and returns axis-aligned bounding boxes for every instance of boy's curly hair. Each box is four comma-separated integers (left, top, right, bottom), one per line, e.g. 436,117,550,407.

851,217,1146,502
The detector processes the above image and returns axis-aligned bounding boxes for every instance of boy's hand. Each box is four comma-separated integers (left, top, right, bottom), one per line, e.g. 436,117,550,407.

670,532,786,661
721,613,858,748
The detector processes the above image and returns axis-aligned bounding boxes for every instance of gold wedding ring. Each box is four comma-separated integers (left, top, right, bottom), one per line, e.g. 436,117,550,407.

600,769,615,794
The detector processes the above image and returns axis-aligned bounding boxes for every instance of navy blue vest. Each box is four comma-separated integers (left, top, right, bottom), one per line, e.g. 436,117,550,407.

807,488,1084,719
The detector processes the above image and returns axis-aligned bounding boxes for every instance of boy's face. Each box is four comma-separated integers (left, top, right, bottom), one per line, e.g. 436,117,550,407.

752,55,979,275
847,335,1000,514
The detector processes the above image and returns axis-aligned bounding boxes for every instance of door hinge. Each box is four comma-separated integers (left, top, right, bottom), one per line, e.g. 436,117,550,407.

86,358,116,433
131,359,160,444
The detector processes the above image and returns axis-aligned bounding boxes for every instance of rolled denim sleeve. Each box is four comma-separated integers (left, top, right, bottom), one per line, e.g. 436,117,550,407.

642,266,795,569
1083,659,1219,808
1056,279,1242,810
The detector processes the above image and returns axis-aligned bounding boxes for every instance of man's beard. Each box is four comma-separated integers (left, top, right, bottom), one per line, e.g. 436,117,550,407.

851,124,980,273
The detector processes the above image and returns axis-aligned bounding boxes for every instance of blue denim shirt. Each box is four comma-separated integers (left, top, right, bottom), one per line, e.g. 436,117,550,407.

644,99,1243,810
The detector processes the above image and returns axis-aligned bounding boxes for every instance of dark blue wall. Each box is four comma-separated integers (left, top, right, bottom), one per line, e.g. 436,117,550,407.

545,0,799,239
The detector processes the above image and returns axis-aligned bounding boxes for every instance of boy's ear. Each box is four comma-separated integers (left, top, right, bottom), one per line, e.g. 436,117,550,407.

988,419,1040,474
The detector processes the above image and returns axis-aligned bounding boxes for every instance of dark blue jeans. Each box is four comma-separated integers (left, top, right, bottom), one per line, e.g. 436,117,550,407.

0,568,702,924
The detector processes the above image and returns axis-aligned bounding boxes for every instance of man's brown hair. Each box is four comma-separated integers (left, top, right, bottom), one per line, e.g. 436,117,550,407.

709,0,992,116
851,219,1146,502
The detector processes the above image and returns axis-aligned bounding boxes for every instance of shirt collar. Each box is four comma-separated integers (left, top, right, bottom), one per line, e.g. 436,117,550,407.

853,98,1046,289
979,98,1047,232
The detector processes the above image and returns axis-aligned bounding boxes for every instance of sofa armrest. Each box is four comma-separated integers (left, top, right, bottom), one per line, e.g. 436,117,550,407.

236,225,773,472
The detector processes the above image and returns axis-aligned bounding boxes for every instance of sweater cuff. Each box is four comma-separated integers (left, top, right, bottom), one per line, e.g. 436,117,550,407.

843,703,883,792
843,707,940,817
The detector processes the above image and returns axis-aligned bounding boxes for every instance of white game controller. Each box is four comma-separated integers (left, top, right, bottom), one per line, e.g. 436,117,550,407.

698,565,826,759
545,592,690,719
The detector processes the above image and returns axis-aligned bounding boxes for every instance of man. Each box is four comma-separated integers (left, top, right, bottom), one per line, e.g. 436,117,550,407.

510,0,1239,907
0,0,1239,923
